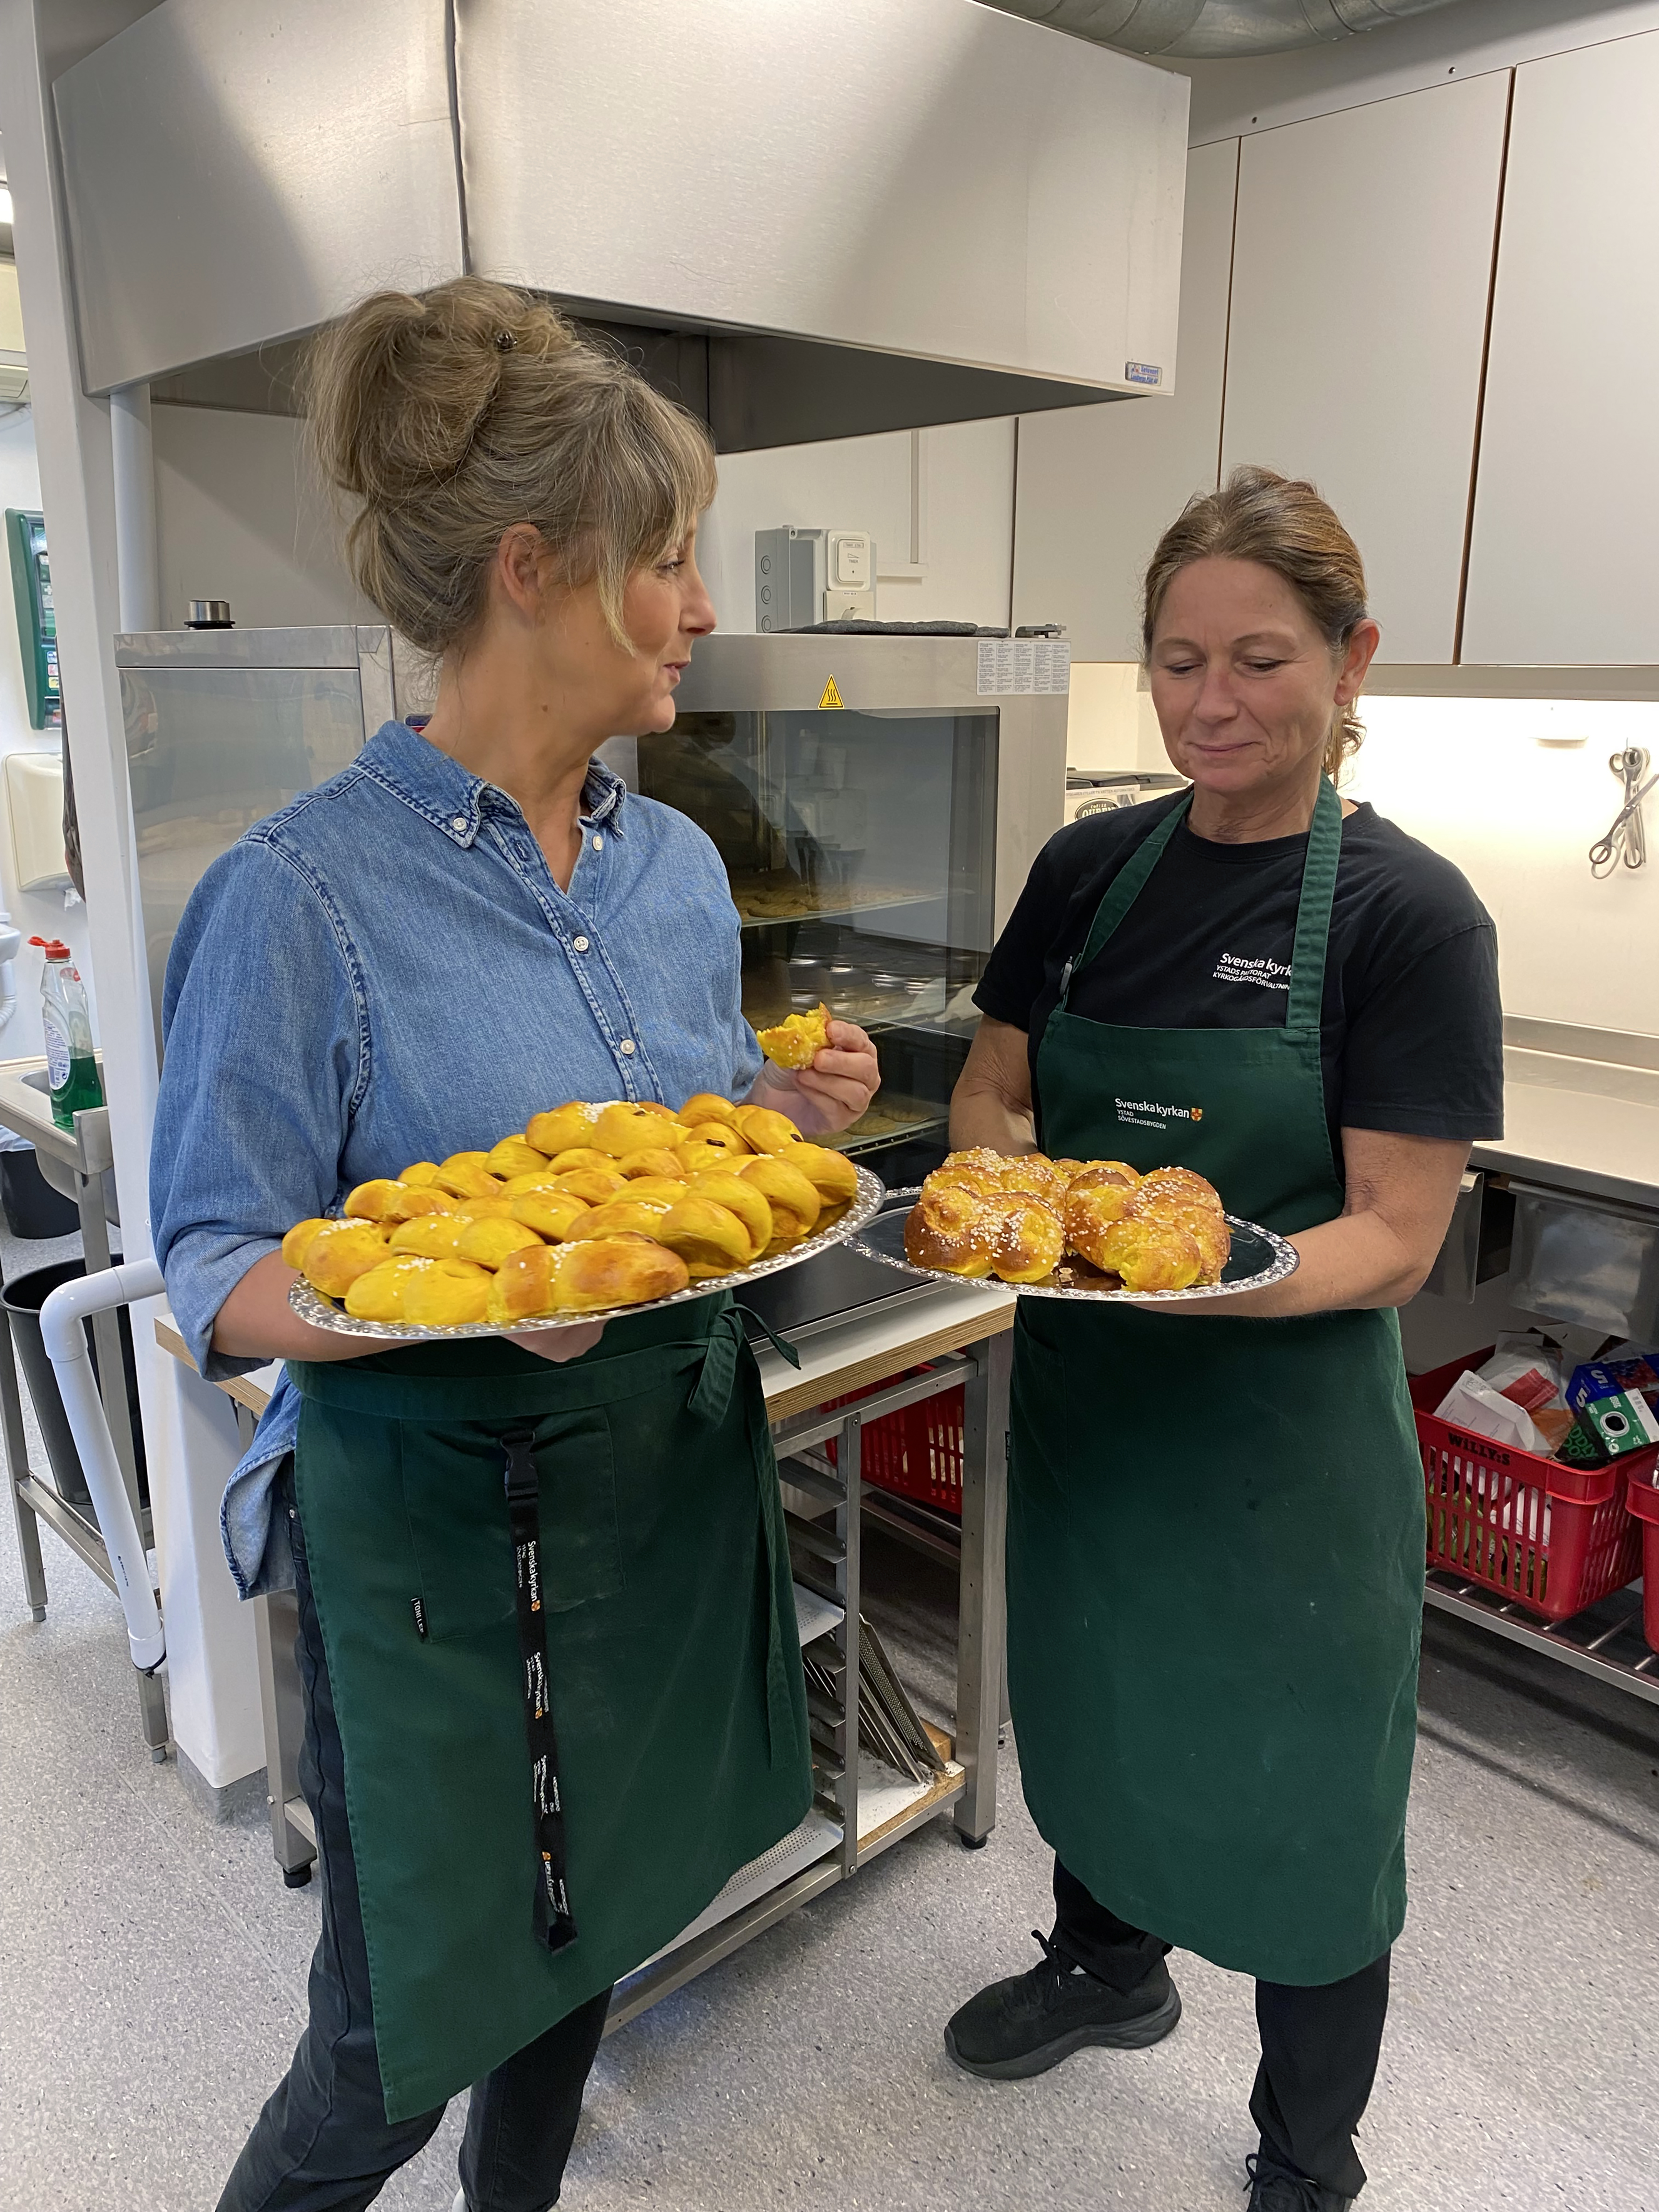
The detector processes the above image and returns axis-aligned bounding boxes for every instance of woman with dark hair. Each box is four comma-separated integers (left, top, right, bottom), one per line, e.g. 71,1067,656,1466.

942,468,1503,2211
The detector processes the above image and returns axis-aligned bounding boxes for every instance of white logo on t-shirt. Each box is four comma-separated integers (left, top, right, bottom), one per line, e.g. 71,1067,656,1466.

1213,951,1290,992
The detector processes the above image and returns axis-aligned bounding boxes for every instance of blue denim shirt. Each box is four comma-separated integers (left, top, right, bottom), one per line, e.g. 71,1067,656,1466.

151,720,761,1597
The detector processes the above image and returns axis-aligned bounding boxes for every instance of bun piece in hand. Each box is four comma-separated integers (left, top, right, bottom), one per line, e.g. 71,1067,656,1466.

756,1003,830,1071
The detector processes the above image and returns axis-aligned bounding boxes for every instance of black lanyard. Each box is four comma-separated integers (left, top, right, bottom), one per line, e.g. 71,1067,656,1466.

502,1428,579,1955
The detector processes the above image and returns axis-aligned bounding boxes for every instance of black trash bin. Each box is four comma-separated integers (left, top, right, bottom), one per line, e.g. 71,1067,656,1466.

0,1149,81,1240
3,1260,150,1521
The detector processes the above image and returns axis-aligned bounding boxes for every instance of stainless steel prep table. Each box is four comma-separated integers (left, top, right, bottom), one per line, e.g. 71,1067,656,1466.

1431,1018,1659,1705
0,1054,167,1754
156,1280,1014,2027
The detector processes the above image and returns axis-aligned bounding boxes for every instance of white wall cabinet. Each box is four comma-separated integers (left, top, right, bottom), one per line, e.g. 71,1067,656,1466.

1011,136,1239,661
1461,32,1659,664
1220,74,1509,664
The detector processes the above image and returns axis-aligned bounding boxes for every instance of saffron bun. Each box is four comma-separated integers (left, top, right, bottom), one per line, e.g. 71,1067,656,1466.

552,1166,629,1205
508,1189,592,1242
428,1156,502,1200
651,1195,753,1278
454,1216,546,1269
685,1171,772,1260
566,1196,680,1242
786,1143,860,1209
525,1102,602,1155
282,1218,332,1270
545,1147,615,1175
401,1258,492,1327
679,1092,740,1126
344,1256,435,1322
1062,1182,1141,1268
485,1136,550,1181
755,1002,830,1071
388,1213,472,1261
736,1154,822,1245
553,1235,690,1313
1128,1192,1231,1280
301,1220,392,1298
344,1179,457,1224
730,1105,805,1155
904,1181,996,1278
989,1197,1066,1284
1095,1216,1204,1293
591,1102,691,1158
616,1146,686,1180
1134,1166,1224,1216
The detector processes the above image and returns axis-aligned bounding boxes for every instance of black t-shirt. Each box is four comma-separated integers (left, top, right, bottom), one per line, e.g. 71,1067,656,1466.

974,795,1504,1157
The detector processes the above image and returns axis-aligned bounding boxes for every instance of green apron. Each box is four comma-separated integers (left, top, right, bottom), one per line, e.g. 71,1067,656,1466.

1010,777,1424,1987
288,1294,811,2121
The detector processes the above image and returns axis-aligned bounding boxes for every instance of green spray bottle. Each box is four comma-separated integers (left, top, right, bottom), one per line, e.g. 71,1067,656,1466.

30,936,103,1130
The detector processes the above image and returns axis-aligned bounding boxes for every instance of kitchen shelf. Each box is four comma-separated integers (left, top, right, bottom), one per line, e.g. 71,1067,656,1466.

828,1095,949,1157
1423,1571,1659,1709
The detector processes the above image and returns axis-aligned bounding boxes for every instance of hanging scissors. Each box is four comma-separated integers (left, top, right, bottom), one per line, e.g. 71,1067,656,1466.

1589,747,1657,877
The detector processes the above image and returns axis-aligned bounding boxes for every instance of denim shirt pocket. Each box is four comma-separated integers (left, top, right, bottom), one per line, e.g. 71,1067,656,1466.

398,1408,625,1642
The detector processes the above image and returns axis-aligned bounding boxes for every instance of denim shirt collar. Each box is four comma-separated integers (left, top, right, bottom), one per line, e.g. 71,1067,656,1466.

354,720,627,849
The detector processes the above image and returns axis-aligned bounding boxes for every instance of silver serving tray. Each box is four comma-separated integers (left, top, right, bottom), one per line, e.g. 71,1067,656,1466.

288,1165,887,1339
845,1191,1299,1305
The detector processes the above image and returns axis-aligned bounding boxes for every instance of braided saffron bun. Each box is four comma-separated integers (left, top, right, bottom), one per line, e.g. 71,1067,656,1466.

989,1197,1065,1283
904,1180,996,1277
903,1151,1230,1290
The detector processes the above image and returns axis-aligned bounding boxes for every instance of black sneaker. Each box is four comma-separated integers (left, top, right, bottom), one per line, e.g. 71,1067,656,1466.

943,1929,1182,2081
1244,2152,1355,2211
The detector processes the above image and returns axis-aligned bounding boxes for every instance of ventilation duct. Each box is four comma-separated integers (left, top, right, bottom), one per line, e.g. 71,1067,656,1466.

988,0,1472,60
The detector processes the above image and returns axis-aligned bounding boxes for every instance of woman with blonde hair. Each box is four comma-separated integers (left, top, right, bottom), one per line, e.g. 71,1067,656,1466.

943,467,1502,2209
151,278,878,2211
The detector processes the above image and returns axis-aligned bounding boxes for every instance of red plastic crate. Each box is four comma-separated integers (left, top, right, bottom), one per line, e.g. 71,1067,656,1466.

1411,1350,1647,1620
1626,1467,1659,1652
823,1366,966,1517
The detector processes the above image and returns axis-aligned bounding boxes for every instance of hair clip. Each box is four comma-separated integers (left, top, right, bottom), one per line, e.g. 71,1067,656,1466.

494,330,516,353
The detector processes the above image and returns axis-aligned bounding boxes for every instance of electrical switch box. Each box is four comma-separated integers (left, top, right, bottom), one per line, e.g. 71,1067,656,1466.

6,510,60,730
3,749,71,891
755,527,876,631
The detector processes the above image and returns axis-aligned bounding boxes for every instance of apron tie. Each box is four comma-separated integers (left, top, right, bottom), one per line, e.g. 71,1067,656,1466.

687,1302,801,1425
501,1428,580,1956
688,1305,802,1767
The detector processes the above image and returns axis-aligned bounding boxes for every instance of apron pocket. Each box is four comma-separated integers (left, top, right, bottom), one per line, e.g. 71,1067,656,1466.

399,1408,624,1640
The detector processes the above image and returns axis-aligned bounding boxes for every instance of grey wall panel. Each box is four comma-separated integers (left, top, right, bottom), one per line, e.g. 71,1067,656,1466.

55,0,463,392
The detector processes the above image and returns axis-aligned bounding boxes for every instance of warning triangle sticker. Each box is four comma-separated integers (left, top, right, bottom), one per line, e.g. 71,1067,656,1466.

818,676,845,710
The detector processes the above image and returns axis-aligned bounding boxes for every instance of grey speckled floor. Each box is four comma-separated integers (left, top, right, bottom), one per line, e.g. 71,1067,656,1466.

3,1266,1658,2210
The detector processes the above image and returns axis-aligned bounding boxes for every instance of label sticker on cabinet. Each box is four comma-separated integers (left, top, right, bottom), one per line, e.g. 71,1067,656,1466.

976,639,1071,696
818,676,845,710
1126,361,1162,386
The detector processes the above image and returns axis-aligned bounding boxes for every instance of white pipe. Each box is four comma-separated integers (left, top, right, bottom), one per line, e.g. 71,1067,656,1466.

110,383,160,634
40,1257,166,1670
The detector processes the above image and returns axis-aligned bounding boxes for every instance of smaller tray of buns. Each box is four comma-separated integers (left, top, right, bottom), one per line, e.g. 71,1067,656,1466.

846,1150,1299,1305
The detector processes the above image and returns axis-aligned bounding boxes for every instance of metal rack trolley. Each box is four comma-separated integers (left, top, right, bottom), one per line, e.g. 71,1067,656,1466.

154,1290,1012,2026
0,1054,166,1756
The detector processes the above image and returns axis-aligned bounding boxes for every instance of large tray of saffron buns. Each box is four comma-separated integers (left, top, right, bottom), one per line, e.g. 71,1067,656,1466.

285,1096,885,1338
846,1150,1299,1304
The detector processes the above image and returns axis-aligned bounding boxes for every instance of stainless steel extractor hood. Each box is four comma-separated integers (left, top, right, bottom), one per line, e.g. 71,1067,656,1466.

52,0,1189,448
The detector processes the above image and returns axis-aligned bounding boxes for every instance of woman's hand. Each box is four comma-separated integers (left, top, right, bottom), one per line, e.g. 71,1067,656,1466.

506,1321,606,1364
1124,1129,1471,1319
745,1019,880,1136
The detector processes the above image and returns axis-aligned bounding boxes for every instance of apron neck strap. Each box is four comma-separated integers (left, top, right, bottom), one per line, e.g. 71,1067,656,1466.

1285,776,1342,1032
1060,793,1191,1007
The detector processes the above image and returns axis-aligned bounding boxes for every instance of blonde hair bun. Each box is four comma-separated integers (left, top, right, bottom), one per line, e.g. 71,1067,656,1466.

307,276,715,655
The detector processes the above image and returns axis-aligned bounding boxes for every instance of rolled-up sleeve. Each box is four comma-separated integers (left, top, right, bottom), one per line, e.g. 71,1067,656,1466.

150,836,363,1382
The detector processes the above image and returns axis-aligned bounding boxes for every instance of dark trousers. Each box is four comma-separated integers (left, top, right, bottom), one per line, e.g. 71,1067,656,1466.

1053,1859,1390,2200
217,1467,612,2212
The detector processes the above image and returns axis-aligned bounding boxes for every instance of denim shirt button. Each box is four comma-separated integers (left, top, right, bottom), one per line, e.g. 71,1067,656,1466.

619,1038,635,1056
450,816,467,834
591,833,605,852
572,935,590,953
